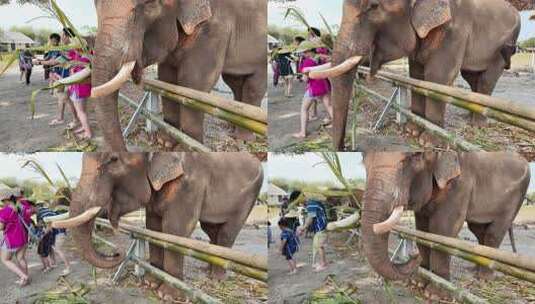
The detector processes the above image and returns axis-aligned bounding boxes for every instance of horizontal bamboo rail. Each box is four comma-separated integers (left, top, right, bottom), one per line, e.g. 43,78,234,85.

359,85,482,151
132,232,267,282
143,80,267,136
96,219,267,271
132,256,222,304
144,79,267,123
394,226,535,284
119,93,212,152
358,67,535,123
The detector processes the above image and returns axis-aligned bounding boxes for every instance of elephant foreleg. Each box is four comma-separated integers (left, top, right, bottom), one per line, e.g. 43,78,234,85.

145,208,163,289
422,34,467,127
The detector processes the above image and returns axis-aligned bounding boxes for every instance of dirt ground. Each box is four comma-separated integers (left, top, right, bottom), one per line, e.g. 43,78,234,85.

268,209,535,304
0,64,267,152
0,215,267,304
268,63,535,158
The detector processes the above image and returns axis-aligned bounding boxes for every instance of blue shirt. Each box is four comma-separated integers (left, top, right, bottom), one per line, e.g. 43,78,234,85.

281,228,299,254
306,200,327,233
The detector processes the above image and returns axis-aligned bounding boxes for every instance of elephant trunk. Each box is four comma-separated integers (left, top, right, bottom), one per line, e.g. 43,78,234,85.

91,18,144,151
68,192,125,269
361,170,420,280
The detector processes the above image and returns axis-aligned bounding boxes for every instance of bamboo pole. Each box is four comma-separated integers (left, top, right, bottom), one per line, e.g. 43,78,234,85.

394,226,535,273
133,233,267,282
358,85,482,151
131,256,222,304
394,229,535,283
118,93,212,152
144,84,267,136
358,67,535,122
416,267,488,304
144,79,267,123
409,86,535,132
95,219,267,271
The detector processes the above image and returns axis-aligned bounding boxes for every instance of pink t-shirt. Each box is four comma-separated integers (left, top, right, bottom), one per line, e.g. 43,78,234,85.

66,50,92,99
19,200,34,226
302,57,331,97
0,205,28,250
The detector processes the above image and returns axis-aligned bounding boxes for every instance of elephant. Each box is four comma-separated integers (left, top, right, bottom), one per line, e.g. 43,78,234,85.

90,0,267,151
317,0,522,150
357,152,530,294
52,152,264,300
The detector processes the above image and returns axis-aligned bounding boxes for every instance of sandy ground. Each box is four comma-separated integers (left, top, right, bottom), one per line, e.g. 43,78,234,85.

268,210,535,304
0,215,267,304
0,65,267,152
268,63,535,157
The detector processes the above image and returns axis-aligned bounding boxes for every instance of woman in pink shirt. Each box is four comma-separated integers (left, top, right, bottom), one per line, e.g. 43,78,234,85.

66,49,93,140
0,190,30,286
293,45,333,139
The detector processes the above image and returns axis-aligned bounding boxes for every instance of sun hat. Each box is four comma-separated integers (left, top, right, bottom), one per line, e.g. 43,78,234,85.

304,191,327,201
277,46,295,54
296,40,326,53
0,188,15,201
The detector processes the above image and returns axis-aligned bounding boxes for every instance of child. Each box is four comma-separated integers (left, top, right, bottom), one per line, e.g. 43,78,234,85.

66,49,92,140
38,206,71,276
0,191,30,286
279,217,299,275
276,48,295,97
292,44,333,139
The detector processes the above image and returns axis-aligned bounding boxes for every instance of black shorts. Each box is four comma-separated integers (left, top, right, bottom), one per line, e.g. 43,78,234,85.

37,231,55,257
283,247,297,260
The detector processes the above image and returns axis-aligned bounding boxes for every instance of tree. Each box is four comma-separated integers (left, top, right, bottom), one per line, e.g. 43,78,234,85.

520,37,535,49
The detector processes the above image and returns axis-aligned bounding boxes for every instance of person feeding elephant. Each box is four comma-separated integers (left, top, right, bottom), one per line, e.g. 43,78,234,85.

297,193,329,272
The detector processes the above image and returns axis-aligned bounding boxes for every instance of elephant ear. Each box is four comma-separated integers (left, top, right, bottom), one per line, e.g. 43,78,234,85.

176,0,212,35
148,153,184,191
433,153,461,189
411,0,452,39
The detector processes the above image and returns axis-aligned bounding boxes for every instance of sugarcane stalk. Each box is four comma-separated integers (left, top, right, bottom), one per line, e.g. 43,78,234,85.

359,67,535,122
132,233,267,282
145,86,267,136
132,256,222,304
144,79,267,123
395,230,535,283
95,218,267,271
394,226,535,273
119,93,211,152
417,267,488,304
358,85,482,151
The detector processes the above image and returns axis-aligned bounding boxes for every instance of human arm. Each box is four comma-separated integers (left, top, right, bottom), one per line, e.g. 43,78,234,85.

298,215,314,236
280,239,287,254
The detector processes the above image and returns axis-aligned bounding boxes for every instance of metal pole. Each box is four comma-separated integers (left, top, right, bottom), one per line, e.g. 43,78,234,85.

122,92,149,138
146,91,161,134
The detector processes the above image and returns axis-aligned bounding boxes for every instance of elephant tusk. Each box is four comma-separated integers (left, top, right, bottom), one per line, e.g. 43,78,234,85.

51,207,102,229
91,61,136,98
327,213,360,231
43,212,70,223
373,206,404,235
303,62,332,73
309,55,362,79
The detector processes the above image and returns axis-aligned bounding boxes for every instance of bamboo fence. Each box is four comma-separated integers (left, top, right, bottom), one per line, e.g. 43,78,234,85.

95,218,267,273
357,85,482,151
393,225,535,284
119,93,212,152
358,67,535,125
143,80,267,136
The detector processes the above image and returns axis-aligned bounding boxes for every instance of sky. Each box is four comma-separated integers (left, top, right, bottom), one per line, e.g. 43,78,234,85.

0,153,82,183
268,0,535,41
268,153,535,193
0,1,97,31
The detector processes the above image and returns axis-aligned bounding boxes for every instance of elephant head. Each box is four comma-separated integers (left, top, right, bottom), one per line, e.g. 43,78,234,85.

52,153,185,268
91,0,213,151
319,0,452,150
360,152,460,280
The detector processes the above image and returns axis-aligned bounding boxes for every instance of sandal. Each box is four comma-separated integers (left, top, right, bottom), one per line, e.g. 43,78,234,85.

75,133,92,141
49,119,64,126
61,268,71,276
17,277,30,287
66,121,78,130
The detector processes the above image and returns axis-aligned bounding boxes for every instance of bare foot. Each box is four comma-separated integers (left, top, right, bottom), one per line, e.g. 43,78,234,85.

75,132,92,140
292,133,306,139
74,127,85,134
49,119,64,126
